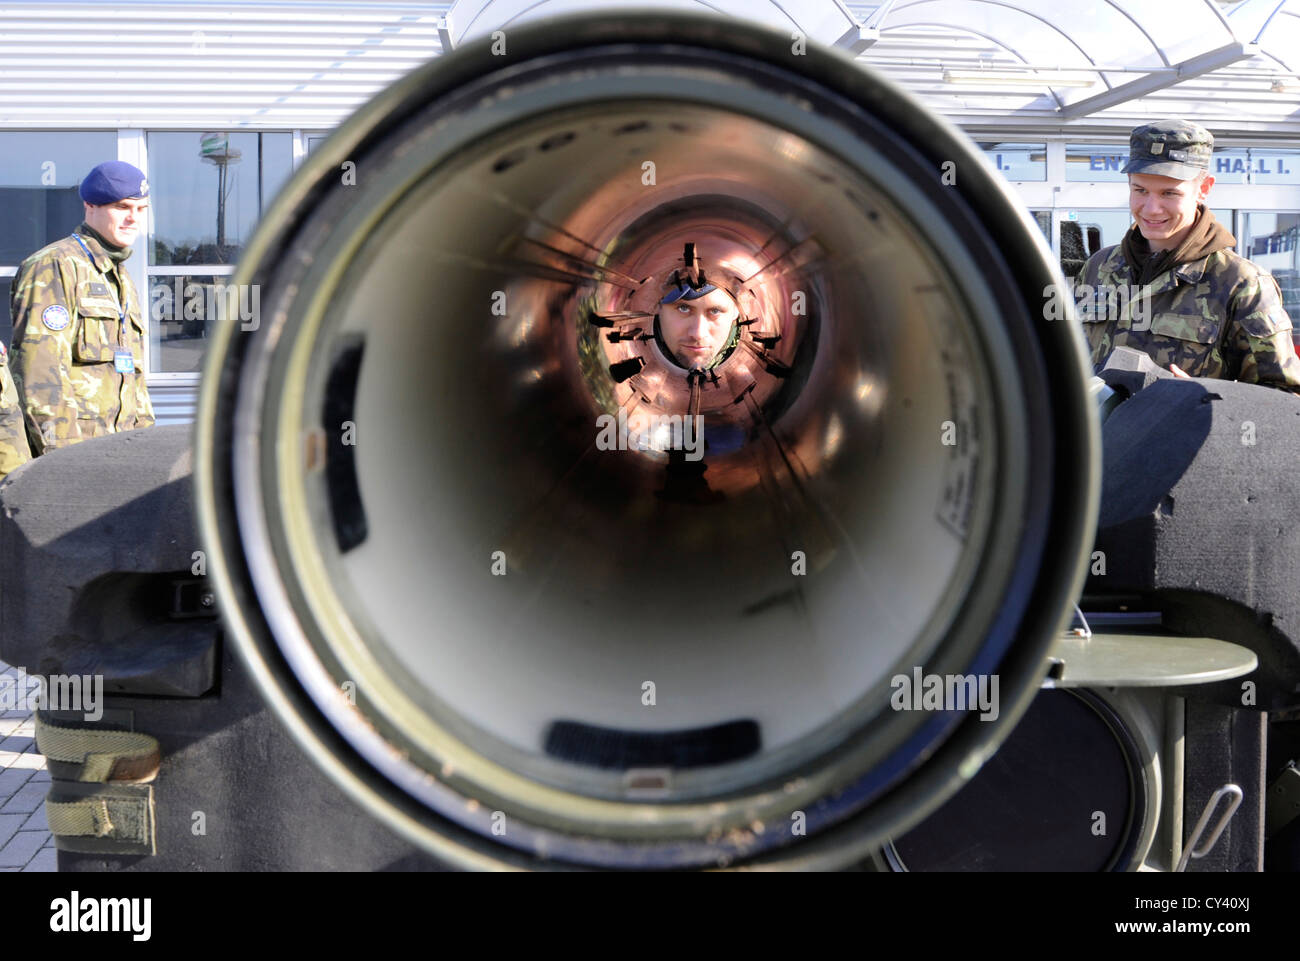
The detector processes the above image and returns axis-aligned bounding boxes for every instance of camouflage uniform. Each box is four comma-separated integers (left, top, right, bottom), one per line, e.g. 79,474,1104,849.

0,345,33,479
1075,244,1300,392
8,224,155,455
1075,117,1300,393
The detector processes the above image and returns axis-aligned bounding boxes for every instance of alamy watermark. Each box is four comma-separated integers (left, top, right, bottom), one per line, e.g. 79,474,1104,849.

1043,281,1152,330
596,410,704,461
0,667,103,721
50,892,150,941
149,278,260,331
890,667,999,722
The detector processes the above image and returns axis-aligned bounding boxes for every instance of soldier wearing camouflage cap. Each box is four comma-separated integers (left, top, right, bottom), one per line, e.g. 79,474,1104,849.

1074,119,1300,392
8,160,155,456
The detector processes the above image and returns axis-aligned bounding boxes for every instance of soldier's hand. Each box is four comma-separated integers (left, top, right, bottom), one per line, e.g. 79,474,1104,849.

1169,363,1191,379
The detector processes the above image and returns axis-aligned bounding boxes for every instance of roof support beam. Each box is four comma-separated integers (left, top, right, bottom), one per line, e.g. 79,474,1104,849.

1057,40,1260,119
833,0,896,53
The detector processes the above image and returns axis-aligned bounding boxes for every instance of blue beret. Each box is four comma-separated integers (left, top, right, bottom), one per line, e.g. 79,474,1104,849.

661,281,717,304
79,161,149,205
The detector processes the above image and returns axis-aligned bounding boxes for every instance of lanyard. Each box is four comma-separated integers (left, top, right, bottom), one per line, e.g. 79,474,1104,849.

71,233,127,326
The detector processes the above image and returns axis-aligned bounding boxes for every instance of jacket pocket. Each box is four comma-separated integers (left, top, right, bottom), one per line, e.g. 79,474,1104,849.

73,302,120,364
1149,310,1221,345
1148,309,1223,375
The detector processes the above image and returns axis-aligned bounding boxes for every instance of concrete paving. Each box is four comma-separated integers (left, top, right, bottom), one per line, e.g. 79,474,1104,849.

0,661,56,871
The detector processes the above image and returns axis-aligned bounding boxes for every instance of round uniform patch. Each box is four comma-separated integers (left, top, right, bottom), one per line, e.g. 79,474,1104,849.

41,305,71,331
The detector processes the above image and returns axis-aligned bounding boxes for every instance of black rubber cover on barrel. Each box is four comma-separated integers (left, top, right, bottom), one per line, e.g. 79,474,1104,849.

1088,378,1300,710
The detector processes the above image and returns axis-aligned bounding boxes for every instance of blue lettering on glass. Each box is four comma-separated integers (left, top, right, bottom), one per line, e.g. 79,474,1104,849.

1105,155,1123,171
1089,156,1104,171
1208,155,1294,179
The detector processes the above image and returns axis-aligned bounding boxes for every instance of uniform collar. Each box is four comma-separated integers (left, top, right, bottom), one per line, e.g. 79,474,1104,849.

1143,254,1214,298
1109,242,1213,291
1172,256,1212,285
74,223,132,269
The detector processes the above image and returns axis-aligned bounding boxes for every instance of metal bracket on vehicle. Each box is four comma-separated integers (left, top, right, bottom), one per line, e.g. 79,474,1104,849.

1176,784,1243,872
1265,763,1300,840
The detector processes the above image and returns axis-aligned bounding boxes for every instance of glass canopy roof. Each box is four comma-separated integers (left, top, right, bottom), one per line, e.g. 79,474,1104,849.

0,1,1294,132
839,0,1300,132
447,0,1300,133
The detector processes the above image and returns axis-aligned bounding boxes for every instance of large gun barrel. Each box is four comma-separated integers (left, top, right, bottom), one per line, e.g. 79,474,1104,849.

192,12,1099,869
4,11,1103,871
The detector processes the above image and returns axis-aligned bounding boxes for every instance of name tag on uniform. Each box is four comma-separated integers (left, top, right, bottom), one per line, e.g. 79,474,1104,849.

114,349,135,373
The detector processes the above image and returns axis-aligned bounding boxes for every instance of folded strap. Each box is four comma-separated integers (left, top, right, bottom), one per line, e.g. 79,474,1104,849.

46,796,145,842
35,713,160,782
44,783,156,854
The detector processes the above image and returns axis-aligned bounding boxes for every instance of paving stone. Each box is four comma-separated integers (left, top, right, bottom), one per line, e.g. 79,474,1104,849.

0,750,45,771
0,766,33,796
21,804,48,832
21,847,56,872
0,829,46,868
0,780,47,815
0,812,26,849
0,734,35,754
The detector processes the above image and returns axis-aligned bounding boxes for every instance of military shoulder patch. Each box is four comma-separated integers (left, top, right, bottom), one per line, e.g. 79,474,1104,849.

41,304,71,331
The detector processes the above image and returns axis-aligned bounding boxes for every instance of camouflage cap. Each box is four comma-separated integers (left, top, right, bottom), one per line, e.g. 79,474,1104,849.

1122,119,1214,180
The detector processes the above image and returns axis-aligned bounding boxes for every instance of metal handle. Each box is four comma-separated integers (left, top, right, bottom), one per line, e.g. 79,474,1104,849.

1176,783,1243,872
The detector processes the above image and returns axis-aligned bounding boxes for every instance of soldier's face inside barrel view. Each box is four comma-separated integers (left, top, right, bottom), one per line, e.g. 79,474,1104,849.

1128,170,1213,252
658,286,739,368
83,197,149,249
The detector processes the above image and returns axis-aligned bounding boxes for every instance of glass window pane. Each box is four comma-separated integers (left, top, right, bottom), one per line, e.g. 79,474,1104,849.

148,273,250,373
1244,212,1300,323
148,132,292,266
1066,143,1128,183
0,131,118,265
1212,148,1300,186
261,132,294,208
1059,209,1130,276
1031,210,1051,241
977,142,1046,182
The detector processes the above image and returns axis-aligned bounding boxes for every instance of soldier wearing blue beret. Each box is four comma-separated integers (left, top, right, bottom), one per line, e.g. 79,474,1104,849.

8,161,155,457
655,244,742,371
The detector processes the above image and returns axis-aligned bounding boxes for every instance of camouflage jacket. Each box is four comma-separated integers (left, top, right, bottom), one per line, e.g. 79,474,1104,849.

0,344,33,480
8,224,155,455
1074,244,1300,392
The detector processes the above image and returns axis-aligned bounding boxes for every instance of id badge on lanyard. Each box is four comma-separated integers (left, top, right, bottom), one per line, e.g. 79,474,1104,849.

72,233,133,372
